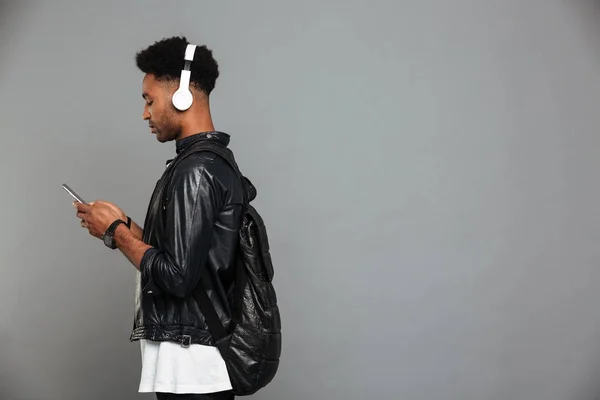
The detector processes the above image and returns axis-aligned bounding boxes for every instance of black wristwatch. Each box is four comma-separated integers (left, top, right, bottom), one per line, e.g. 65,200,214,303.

102,219,127,249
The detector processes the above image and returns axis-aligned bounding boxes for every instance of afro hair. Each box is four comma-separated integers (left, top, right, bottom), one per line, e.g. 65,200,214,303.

135,36,219,95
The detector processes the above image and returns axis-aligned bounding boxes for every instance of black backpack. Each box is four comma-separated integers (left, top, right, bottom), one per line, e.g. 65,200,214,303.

158,138,282,396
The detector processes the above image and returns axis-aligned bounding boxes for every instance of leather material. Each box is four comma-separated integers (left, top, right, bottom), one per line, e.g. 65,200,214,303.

175,139,282,395
129,131,247,347
220,202,281,395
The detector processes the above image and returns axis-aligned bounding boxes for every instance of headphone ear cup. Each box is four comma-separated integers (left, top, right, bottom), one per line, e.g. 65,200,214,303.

172,89,193,111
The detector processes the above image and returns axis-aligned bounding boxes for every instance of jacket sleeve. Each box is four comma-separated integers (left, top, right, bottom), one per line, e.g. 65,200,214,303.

140,157,223,298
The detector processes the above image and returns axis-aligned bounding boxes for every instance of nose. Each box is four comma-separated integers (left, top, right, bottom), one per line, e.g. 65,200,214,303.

142,108,150,120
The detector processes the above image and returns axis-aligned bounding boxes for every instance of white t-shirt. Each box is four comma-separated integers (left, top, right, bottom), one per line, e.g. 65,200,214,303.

138,339,232,394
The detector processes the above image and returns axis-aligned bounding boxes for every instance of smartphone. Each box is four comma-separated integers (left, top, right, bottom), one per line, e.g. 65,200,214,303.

62,183,87,204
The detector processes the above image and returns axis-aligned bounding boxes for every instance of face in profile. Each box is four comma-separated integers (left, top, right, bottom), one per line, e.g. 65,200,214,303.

141,73,183,142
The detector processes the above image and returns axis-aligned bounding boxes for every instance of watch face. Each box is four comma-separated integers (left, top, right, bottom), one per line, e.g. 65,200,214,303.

103,232,114,248
103,220,125,249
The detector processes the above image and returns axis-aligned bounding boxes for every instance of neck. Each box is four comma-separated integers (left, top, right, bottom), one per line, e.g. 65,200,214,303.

178,102,215,140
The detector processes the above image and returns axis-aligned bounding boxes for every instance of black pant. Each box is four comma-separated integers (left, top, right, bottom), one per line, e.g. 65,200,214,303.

155,391,234,400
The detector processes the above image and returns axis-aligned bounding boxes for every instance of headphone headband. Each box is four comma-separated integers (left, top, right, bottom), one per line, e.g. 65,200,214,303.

184,44,197,61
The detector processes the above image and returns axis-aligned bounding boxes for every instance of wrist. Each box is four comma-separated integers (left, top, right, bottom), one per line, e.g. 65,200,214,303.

115,221,130,235
102,219,128,249
113,222,130,245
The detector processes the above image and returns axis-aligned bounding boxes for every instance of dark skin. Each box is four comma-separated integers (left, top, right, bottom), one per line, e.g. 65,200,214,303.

75,73,216,269
143,74,215,143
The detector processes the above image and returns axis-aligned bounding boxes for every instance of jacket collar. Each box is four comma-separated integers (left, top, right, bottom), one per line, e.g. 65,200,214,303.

165,131,230,167
167,130,258,203
175,131,230,154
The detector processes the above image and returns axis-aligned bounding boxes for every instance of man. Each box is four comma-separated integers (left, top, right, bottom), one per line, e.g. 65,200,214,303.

74,36,244,400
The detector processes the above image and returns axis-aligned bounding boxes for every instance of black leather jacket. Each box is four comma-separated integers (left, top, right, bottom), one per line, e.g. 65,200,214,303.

129,131,246,347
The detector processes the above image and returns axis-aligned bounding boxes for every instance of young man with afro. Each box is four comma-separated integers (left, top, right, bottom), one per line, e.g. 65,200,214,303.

74,36,246,400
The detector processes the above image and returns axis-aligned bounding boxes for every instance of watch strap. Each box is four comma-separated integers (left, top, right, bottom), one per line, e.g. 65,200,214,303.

106,219,126,234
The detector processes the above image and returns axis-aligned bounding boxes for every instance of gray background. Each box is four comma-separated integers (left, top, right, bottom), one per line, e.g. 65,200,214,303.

1,0,600,399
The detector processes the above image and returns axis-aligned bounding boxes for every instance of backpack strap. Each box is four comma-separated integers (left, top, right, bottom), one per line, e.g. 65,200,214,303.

175,139,249,351
185,140,249,205
193,275,230,348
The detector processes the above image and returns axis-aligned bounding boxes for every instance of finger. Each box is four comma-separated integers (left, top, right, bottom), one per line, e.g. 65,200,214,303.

76,211,86,219
73,202,92,212
80,219,87,228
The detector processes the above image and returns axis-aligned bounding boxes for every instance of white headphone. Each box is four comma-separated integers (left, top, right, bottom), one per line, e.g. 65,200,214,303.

172,44,197,111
